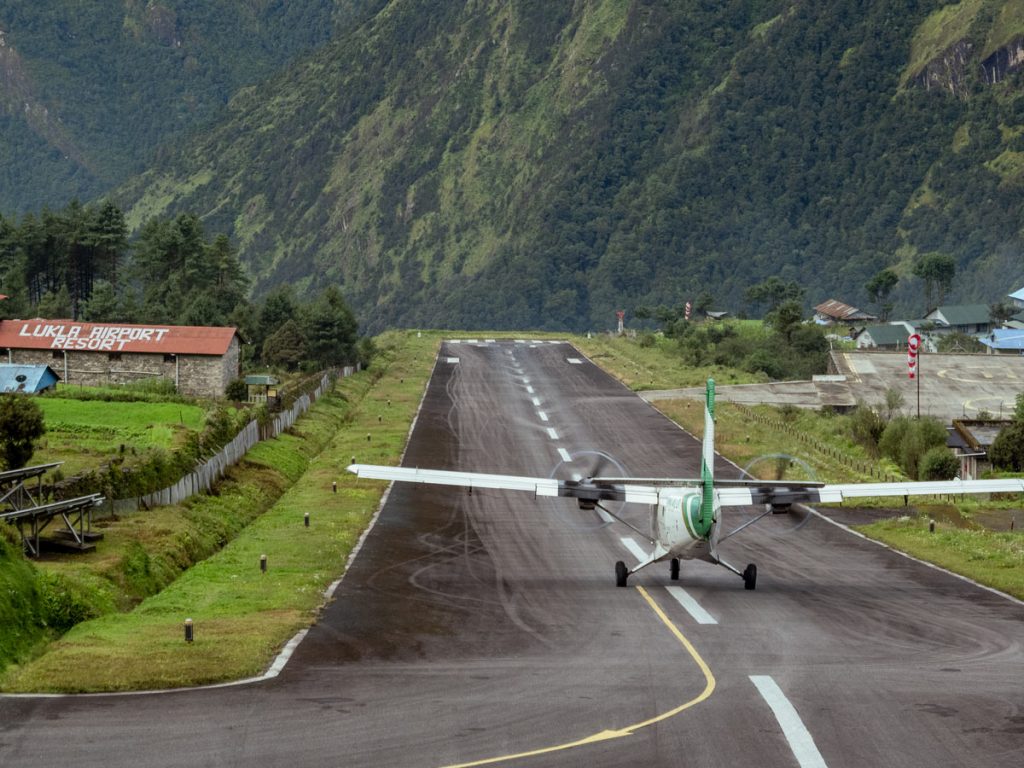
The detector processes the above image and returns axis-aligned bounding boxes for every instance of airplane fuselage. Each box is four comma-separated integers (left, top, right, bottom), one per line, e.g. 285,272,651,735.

653,488,716,561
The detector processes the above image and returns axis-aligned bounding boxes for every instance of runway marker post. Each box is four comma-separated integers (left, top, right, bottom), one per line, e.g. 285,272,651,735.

184,618,194,643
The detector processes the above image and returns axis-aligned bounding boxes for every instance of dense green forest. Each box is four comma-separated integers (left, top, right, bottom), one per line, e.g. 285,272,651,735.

0,202,365,372
4,1,1024,331
0,1,368,214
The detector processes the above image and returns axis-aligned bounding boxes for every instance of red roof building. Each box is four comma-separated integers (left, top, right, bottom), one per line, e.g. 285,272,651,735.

813,299,877,325
0,320,239,397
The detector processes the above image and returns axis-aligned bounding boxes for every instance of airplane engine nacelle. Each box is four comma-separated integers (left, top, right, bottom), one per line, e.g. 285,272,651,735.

655,490,705,552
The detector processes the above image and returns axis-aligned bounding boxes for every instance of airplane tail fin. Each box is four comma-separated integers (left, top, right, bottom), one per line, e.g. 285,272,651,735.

700,378,715,533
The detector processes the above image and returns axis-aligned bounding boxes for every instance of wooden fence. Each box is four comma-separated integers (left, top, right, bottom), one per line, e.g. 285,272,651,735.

106,369,349,515
730,402,903,483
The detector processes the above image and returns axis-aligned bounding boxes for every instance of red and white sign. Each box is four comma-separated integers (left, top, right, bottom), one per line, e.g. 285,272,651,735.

907,333,921,379
0,320,236,355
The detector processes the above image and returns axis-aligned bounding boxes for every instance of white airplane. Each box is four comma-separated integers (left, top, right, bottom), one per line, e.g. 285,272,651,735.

348,379,1024,589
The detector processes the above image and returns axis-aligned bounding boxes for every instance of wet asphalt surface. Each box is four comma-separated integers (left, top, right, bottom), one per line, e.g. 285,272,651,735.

1,341,1022,767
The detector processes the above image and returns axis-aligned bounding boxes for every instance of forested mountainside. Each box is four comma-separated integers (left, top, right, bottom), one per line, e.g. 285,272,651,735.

10,1,1024,332
0,1,372,214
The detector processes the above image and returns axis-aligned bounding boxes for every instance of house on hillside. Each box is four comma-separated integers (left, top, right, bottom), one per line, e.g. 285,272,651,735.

947,420,1009,479
1009,286,1024,309
813,299,877,326
0,320,240,397
924,304,992,335
854,322,933,351
980,328,1024,354
1004,311,1024,330
0,364,59,394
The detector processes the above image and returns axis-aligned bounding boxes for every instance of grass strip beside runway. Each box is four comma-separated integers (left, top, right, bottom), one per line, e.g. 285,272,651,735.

1,331,438,693
858,517,1024,601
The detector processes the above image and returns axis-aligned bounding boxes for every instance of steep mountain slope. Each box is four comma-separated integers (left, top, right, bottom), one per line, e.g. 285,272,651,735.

115,0,1024,331
0,0,360,214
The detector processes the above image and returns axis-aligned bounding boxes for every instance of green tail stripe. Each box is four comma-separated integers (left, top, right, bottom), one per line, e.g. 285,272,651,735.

683,495,699,540
700,378,715,534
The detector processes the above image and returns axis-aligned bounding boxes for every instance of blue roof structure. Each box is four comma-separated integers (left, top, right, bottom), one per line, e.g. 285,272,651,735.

979,329,1024,352
1009,287,1024,302
0,364,60,394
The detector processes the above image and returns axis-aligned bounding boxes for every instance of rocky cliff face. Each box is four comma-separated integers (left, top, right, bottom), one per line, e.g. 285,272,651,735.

982,37,1024,84
911,39,973,97
912,36,1024,96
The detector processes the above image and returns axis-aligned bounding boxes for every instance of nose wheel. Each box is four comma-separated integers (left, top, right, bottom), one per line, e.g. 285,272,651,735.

670,558,680,580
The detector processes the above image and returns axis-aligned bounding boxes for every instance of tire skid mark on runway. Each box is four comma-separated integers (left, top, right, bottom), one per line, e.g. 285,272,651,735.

438,587,716,768
806,505,1024,608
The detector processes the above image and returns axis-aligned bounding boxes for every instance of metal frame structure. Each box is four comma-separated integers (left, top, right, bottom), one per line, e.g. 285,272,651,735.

0,461,61,510
0,462,104,556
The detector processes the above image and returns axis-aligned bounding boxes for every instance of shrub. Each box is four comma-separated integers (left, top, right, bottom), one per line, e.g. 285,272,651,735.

0,395,46,470
778,404,800,422
989,420,1024,471
36,571,106,632
919,446,960,480
850,402,885,455
883,387,905,420
879,416,948,479
225,378,248,402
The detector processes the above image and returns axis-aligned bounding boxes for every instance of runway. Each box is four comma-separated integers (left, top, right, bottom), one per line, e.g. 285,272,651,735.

1,340,1022,767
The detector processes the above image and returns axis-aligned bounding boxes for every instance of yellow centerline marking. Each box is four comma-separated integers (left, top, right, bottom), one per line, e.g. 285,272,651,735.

439,586,716,768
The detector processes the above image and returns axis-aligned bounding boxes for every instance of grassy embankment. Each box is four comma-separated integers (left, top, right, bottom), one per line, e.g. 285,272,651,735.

0,330,437,692
574,325,767,390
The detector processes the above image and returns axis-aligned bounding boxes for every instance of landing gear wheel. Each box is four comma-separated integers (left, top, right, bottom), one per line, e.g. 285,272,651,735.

615,560,629,588
670,558,680,581
743,563,757,591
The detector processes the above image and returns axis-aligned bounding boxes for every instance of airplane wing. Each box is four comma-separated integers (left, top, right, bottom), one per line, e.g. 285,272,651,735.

715,478,1024,507
346,464,661,505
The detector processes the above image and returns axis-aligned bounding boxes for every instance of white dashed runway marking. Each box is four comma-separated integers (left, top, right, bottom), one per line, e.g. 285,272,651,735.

750,676,828,768
665,586,717,625
620,536,649,563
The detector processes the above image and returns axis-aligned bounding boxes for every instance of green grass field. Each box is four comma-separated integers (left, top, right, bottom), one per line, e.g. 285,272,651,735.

32,398,207,476
858,517,1024,601
573,325,767,390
